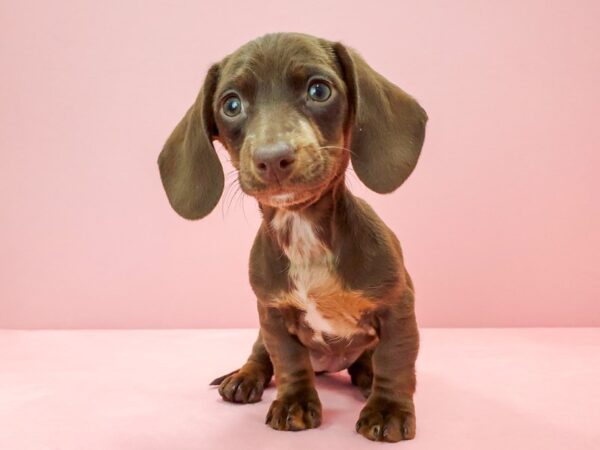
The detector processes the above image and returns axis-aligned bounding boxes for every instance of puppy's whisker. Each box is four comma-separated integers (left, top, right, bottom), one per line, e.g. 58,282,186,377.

346,166,360,188
237,186,246,218
226,180,242,217
221,181,232,217
221,178,239,219
226,169,239,179
318,145,358,158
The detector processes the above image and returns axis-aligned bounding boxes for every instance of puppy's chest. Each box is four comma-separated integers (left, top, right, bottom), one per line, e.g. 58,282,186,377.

271,211,377,352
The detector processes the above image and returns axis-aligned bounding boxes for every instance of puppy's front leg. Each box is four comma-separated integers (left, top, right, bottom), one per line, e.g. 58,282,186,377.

211,331,273,403
260,304,322,431
356,290,419,442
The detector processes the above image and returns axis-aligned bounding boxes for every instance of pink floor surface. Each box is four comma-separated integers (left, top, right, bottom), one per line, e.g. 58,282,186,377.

0,328,598,449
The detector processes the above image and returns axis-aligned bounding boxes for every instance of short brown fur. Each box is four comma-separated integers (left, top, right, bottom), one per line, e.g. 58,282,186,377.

158,32,427,442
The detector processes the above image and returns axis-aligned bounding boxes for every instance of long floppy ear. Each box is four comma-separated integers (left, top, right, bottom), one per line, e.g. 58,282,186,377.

157,64,224,220
333,43,428,193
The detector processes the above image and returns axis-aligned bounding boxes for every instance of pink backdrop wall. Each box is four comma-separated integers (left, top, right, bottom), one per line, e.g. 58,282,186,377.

1,1,599,329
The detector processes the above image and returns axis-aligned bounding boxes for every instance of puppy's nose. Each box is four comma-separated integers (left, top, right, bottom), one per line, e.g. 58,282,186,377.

253,142,296,182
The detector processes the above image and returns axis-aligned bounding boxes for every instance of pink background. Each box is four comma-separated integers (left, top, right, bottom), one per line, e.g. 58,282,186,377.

1,0,598,329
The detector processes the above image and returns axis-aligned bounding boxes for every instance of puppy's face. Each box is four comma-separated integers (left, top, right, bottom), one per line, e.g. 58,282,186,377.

158,33,427,220
213,36,350,208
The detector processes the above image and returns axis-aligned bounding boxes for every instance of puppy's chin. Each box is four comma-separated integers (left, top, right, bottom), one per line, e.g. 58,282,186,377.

241,173,336,209
257,190,320,208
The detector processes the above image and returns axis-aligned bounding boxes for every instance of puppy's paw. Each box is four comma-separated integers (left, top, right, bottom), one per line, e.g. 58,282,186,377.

355,397,415,442
213,370,267,404
265,390,322,431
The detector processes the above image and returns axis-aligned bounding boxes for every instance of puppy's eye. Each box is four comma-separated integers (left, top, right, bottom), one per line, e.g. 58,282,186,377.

223,95,242,117
307,81,331,102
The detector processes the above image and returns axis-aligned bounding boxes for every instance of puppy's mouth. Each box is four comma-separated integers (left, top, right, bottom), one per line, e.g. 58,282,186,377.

240,176,332,208
260,190,318,208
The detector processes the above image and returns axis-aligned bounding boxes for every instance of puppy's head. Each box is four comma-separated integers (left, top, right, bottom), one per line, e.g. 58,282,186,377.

158,33,427,219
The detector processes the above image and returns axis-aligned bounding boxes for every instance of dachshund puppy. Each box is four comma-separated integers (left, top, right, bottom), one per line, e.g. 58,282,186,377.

158,32,427,442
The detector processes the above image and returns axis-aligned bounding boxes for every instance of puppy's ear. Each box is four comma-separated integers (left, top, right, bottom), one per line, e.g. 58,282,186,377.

333,43,428,193
158,64,224,220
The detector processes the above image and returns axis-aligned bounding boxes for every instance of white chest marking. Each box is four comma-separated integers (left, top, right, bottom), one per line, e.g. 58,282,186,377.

271,211,337,336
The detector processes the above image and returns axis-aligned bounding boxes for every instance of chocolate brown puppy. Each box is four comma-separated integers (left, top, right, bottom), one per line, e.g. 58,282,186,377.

158,33,427,442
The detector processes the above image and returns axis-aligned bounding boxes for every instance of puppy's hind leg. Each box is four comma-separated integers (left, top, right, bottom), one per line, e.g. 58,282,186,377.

347,349,373,399
210,331,273,404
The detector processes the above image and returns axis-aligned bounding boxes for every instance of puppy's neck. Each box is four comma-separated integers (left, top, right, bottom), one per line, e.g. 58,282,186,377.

260,176,349,253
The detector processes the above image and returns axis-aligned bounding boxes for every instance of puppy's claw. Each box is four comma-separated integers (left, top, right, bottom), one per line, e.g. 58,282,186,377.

209,369,239,386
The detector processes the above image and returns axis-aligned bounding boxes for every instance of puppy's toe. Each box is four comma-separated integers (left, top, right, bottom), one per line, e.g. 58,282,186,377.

265,390,321,431
355,397,415,442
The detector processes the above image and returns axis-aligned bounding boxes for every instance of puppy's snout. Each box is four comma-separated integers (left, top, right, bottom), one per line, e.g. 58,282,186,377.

253,141,296,183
